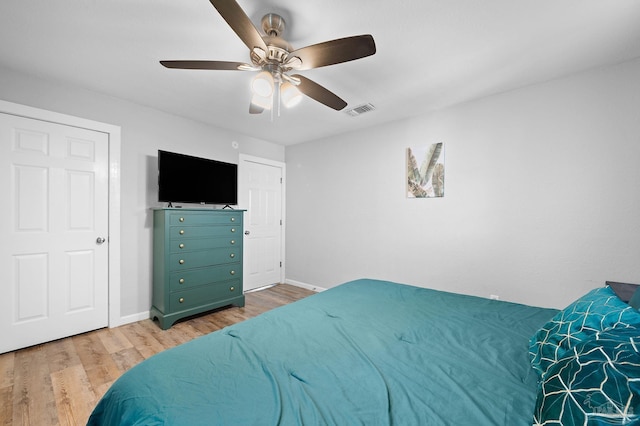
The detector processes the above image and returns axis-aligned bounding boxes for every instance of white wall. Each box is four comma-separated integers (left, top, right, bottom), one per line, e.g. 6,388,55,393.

0,65,284,319
285,58,640,309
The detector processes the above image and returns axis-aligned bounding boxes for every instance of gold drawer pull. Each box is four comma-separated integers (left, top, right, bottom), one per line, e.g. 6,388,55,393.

230,253,235,258
179,278,185,284
230,240,235,245
179,217,184,222
230,286,235,292
230,217,236,222
179,229,184,235
179,259,185,264
179,297,184,303
179,243,185,249
230,270,235,275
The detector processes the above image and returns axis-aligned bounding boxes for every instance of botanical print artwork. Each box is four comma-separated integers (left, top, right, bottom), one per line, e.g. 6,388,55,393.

407,143,444,198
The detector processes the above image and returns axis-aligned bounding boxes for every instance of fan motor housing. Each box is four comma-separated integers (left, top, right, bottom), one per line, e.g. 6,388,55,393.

263,37,291,61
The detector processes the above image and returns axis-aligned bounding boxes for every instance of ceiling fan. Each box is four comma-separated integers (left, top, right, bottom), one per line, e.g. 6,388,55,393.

160,0,376,115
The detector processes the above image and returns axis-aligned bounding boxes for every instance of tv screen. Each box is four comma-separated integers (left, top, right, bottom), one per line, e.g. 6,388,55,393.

158,150,238,205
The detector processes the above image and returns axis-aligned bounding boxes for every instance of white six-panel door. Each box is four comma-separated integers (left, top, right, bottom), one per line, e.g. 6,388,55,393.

0,113,109,354
239,156,284,291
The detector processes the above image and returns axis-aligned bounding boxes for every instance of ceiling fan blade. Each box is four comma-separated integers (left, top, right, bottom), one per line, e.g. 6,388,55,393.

160,60,253,70
286,35,376,70
291,74,347,111
209,0,268,53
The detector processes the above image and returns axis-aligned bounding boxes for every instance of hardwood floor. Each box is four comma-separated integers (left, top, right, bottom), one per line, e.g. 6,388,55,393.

0,284,315,426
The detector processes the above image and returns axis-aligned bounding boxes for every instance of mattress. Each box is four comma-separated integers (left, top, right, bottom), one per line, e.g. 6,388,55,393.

88,278,558,425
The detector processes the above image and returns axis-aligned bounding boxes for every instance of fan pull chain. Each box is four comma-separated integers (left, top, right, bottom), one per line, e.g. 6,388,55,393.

276,78,282,118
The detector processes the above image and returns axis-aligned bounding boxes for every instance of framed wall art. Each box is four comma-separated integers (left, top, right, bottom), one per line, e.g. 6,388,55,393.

407,142,444,198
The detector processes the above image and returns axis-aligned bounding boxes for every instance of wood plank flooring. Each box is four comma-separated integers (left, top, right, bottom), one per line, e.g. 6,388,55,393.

0,284,315,426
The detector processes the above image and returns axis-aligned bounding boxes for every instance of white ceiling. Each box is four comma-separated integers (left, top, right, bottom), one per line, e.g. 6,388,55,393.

1,0,640,146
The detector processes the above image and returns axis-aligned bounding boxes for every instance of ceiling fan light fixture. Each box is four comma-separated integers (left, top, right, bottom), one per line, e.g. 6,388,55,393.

281,81,303,108
251,93,272,110
252,71,274,97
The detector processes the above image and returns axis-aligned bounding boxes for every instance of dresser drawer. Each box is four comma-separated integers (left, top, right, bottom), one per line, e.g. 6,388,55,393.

169,225,240,239
169,264,241,291
169,212,241,226
169,247,242,270
169,237,239,253
170,280,242,311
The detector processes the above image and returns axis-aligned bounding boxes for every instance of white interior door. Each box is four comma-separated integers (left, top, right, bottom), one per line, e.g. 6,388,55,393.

0,113,109,354
239,156,285,291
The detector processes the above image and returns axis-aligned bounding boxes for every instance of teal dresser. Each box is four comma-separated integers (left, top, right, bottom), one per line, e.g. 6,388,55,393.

151,208,245,329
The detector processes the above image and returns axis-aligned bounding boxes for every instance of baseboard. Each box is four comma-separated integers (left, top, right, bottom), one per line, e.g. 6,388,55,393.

110,311,150,328
284,279,327,293
110,283,323,328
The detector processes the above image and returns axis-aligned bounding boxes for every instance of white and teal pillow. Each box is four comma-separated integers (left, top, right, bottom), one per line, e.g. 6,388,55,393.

529,286,640,378
533,325,640,425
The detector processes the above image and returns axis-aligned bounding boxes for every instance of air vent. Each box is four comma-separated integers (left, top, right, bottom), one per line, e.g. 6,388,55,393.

345,103,376,117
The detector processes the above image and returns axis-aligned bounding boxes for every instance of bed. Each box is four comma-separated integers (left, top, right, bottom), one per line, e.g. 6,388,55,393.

88,279,640,425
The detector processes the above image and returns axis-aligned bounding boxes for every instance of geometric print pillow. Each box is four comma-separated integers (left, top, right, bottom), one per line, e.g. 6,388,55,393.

532,325,640,425
529,286,640,378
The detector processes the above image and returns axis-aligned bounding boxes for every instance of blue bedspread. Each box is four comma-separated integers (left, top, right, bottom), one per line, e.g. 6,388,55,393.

88,279,558,425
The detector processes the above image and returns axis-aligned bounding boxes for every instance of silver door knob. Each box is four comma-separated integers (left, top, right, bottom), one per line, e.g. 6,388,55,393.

96,237,106,244
244,230,250,235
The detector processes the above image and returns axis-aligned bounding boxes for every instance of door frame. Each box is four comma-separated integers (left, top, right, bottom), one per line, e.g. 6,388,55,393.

0,99,122,327
238,154,286,287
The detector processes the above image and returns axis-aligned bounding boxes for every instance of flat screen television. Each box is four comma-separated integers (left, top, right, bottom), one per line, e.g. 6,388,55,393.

158,150,238,206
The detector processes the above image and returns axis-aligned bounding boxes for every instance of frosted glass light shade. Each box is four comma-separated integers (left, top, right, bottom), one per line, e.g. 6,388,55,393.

281,81,302,108
251,93,272,110
252,71,274,97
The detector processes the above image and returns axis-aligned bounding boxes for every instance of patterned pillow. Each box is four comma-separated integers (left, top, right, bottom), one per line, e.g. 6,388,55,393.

529,286,640,378
533,326,640,425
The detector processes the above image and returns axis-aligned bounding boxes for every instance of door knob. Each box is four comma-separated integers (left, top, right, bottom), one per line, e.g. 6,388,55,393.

96,237,106,244
244,230,250,235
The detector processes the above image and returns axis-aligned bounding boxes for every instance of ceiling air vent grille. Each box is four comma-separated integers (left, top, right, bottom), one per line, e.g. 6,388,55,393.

345,103,376,117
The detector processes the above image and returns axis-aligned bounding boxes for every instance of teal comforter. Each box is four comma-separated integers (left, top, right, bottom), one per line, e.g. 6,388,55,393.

88,279,558,425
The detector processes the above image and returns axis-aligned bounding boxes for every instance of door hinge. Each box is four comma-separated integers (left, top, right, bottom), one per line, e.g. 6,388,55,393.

280,219,282,226
280,177,283,184
280,261,282,267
